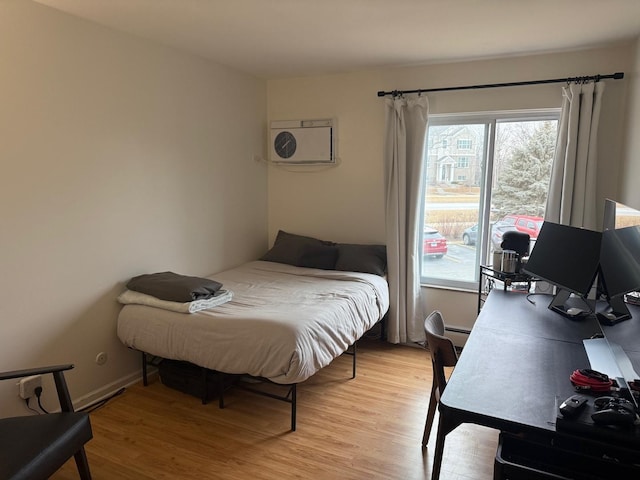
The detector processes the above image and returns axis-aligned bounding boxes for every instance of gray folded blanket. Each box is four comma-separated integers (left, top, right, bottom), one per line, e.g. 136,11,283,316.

126,271,222,302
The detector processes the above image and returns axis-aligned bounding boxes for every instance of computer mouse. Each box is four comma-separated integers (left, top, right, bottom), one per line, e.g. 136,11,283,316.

604,312,617,320
566,307,585,316
559,394,588,417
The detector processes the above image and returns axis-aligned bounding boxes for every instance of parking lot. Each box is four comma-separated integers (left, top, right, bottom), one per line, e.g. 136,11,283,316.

422,242,481,282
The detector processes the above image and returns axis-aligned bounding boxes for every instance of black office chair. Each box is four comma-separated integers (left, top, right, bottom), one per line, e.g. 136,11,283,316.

422,310,459,447
0,364,93,480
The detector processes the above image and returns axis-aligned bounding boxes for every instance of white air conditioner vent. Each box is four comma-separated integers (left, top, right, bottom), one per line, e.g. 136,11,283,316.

270,119,335,164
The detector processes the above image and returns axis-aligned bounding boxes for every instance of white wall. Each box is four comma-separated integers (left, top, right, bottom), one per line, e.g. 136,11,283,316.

0,2,267,415
268,44,634,338
620,37,640,208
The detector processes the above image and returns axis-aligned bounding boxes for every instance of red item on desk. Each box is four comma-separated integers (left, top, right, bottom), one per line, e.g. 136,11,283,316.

570,369,613,392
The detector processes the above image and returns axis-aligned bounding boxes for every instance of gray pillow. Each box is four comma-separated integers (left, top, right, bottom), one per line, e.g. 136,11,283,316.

334,244,387,276
261,230,336,267
298,244,339,270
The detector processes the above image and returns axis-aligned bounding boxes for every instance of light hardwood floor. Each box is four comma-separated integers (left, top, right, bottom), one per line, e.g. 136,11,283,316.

53,338,498,479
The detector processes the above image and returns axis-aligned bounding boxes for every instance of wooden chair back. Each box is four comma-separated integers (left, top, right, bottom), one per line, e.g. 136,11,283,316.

422,310,460,447
424,310,458,390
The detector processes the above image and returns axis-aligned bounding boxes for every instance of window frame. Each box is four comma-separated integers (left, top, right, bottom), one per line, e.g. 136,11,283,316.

419,108,561,291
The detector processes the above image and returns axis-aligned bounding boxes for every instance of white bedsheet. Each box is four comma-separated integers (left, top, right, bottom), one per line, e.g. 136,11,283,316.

117,261,389,384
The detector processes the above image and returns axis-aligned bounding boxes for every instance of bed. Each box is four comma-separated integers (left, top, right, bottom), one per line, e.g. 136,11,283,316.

117,236,389,429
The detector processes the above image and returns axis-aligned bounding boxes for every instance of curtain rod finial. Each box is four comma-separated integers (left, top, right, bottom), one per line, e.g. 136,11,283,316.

614,72,624,80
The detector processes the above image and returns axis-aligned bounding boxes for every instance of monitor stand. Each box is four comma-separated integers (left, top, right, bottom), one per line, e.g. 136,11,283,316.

548,288,592,318
596,296,632,325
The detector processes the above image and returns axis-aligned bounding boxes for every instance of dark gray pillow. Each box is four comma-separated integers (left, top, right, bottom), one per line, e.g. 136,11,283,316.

261,230,335,267
298,244,339,270
334,244,387,276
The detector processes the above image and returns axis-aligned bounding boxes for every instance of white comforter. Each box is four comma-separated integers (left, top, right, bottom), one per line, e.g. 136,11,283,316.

117,261,389,384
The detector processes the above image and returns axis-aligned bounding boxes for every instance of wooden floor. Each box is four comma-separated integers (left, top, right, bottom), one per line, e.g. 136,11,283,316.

53,338,498,479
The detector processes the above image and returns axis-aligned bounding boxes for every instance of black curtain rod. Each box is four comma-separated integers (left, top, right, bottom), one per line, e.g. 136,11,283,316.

377,71,624,97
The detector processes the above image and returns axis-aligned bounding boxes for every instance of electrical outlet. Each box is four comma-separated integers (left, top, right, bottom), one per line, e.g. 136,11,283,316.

18,375,42,399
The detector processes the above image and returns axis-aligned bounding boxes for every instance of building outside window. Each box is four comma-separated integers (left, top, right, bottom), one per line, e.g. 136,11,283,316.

420,110,560,290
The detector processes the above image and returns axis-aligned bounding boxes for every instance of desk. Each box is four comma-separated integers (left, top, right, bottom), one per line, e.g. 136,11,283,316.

432,289,640,480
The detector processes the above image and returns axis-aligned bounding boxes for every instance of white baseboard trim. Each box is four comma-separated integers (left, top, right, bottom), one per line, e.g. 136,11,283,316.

73,368,157,411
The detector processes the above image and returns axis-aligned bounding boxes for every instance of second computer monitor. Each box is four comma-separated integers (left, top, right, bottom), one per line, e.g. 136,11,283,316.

598,225,640,324
524,221,602,316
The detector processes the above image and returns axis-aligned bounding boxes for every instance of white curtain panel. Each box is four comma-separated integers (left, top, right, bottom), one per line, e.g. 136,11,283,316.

545,81,604,229
383,95,429,343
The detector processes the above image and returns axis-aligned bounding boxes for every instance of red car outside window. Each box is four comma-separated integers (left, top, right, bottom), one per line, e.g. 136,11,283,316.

423,228,448,259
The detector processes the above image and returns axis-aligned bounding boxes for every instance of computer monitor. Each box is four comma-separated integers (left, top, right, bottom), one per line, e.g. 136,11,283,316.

597,225,640,324
524,221,601,317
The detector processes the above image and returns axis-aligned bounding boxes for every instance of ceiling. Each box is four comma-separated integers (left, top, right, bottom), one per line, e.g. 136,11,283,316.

36,0,640,79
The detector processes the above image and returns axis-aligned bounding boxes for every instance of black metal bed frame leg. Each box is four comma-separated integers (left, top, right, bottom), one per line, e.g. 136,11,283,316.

291,384,297,431
352,342,357,379
141,352,148,386
380,314,387,342
219,373,225,409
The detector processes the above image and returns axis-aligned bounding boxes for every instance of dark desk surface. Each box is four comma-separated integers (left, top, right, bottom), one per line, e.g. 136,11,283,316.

600,304,640,354
441,290,640,433
474,290,603,343
432,290,640,480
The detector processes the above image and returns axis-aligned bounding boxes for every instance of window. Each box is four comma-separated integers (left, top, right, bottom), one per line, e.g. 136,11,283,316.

457,139,472,149
420,110,560,290
456,157,469,168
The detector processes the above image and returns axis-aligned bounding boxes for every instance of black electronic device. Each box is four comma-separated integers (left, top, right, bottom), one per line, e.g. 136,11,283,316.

591,408,636,426
593,396,633,410
501,230,530,257
524,221,601,318
559,394,588,417
591,395,637,426
597,225,640,325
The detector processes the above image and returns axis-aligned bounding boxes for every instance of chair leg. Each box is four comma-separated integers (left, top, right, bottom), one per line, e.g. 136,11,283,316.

430,408,462,480
74,447,92,480
431,419,446,480
422,382,438,447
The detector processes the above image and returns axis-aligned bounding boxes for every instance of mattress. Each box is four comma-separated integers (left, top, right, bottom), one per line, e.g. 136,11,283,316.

117,260,389,384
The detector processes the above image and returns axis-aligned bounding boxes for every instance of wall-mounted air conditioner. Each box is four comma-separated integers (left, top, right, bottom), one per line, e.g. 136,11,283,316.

270,119,335,164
